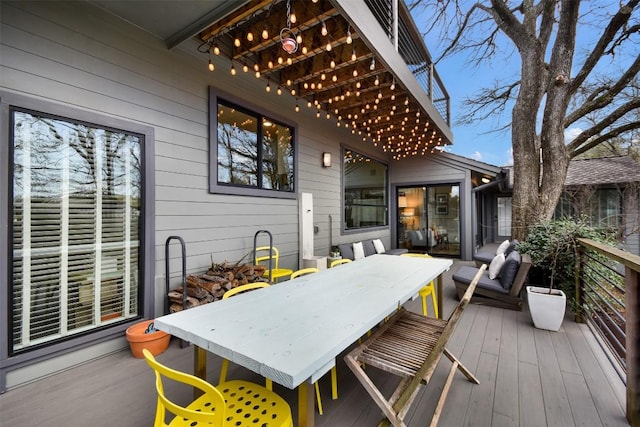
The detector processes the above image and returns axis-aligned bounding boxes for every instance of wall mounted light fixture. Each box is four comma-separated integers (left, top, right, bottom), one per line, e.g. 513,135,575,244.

322,152,332,168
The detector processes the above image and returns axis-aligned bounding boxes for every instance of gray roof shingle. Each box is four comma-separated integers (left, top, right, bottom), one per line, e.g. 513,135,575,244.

565,156,640,186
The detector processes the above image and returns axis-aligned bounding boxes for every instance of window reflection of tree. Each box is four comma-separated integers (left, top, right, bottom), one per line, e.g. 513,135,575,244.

262,123,293,190
12,111,142,345
216,102,294,191
217,107,258,186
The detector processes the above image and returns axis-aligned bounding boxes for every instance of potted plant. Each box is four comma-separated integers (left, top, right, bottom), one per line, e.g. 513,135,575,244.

519,218,613,331
125,319,170,358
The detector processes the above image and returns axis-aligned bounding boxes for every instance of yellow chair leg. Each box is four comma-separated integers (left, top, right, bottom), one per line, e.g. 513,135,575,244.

315,381,323,415
421,295,428,317
331,366,338,400
431,286,438,318
266,378,273,391
219,359,229,385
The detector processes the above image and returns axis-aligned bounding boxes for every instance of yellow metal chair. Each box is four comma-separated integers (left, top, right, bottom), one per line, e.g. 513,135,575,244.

219,283,272,389
289,266,337,414
255,246,293,282
401,253,438,318
143,348,293,427
290,267,320,279
222,282,270,299
329,258,352,268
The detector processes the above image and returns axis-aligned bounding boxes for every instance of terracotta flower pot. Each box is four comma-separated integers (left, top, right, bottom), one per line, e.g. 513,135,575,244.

125,320,170,358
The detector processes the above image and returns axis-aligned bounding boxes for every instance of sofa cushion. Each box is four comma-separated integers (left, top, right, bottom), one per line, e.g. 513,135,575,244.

383,248,409,255
453,266,508,295
473,251,495,265
499,251,521,290
338,243,354,260
373,239,385,254
504,239,520,256
353,241,365,260
496,239,510,255
488,253,506,280
362,240,376,257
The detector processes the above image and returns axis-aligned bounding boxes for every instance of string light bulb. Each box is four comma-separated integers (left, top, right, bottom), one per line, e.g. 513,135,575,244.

321,21,328,36
262,27,269,40
346,28,353,44
230,64,236,75
326,42,332,51
246,32,254,42
351,49,357,61
208,58,215,71
234,37,241,47
213,44,220,55
295,103,300,112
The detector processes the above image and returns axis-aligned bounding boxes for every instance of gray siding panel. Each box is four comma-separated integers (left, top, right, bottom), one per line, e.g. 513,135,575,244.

1,0,390,317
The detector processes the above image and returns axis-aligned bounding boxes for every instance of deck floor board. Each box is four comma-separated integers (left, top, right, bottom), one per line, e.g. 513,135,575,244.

0,260,627,426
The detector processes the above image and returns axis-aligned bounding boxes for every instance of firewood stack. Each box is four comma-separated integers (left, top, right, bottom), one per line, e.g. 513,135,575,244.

168,262,267,313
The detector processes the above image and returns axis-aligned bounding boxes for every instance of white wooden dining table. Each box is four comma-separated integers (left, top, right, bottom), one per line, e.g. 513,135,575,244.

154,254,452,427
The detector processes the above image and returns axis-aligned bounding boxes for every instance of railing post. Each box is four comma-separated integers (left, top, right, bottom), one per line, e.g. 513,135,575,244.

627,267,640,425
575,245,583,323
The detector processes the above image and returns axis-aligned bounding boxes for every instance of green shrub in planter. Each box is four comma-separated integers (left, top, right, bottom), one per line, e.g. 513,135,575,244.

518,218,615,312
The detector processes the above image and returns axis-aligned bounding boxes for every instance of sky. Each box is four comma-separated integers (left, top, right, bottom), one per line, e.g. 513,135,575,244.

430,53,517,167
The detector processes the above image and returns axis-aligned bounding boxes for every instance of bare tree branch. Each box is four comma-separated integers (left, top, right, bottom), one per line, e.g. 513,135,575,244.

566,54,640,125
456,80,520,125
572,121,640,157
569,0,640,92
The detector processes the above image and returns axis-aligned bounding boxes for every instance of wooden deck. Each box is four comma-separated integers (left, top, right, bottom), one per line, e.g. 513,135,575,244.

0,261,629,426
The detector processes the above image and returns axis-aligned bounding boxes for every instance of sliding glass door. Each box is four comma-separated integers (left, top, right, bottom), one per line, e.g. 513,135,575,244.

397,184,460,257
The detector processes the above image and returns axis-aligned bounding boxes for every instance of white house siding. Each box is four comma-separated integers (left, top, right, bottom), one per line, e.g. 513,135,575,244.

0,1,395,387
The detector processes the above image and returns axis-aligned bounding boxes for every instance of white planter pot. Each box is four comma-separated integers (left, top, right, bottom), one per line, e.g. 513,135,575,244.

526,286,566,331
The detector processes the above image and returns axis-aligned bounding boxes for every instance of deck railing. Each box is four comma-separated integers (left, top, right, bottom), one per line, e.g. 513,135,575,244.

576,238,640,425
363,0,451,125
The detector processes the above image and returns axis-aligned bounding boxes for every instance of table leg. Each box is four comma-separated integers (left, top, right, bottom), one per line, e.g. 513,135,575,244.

298,381,315,427
193,345,207,399
437,274,443,320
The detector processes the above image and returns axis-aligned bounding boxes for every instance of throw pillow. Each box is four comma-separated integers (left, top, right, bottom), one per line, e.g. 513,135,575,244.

415,230,424,241
496,239,510,255
373,238,386,254
499,251,522,290
353,241,365,260
338,243,354,261
488,253,506,280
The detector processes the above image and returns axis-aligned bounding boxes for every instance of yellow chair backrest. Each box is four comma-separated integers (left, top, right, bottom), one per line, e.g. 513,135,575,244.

291,267,320,279
143,348,226,426
401,253,432,258
255,246,280,269
330,258,352,268
223,282,270,299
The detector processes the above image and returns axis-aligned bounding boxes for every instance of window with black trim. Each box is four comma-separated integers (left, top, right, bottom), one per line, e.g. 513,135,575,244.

343,148,388,230
214,97,294,194
9,107,144,354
